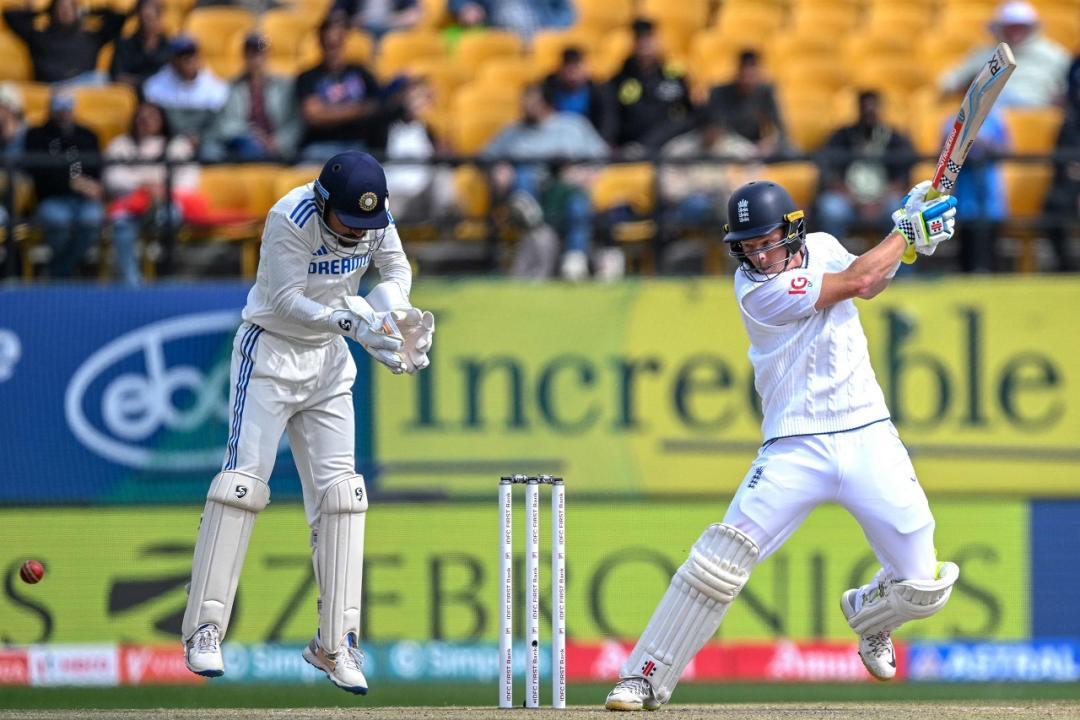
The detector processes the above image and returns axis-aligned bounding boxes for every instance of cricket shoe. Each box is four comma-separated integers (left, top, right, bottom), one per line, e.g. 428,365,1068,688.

303,632,368,695
184,623,224,677
840,589,897,681
605,676,661,711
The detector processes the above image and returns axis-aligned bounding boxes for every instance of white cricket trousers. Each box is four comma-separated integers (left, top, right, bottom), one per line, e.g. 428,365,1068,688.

222,322,357,526
723,420,938,582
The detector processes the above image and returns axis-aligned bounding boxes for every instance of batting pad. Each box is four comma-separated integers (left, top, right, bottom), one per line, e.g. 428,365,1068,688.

182,471,270,641
846,561,960,636
313,475,368,653
622,524,759,704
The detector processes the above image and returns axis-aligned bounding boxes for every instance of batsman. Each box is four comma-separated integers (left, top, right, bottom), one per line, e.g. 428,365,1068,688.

181,151,435,695
606,180,960,710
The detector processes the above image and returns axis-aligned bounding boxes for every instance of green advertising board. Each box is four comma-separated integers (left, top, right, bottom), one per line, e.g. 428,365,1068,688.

0,499,1026,645
374,278,1080,498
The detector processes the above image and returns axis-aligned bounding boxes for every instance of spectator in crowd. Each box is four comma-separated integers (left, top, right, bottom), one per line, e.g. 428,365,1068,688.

24,93,103,278
103,100,197,285
948,108,1010,272
1042,55,1080,272
110,0,172,90
606,18,692,154
541,47,610,140
706,49,790,158
448,0,573,37
658,106,761,242
482,83,608,279
814,91,917,244
383,77,455,224
204,32,301,162
939,1,1069,108
143,35,229,145
0,83,29,233
3,0,126,85
332,0,422,38
296,17,403,163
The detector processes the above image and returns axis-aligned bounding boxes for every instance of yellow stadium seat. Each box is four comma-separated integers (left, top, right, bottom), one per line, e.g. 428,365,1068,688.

777,88,837,152
375,29,447,80
416,0,449,29
298,28,375,74
452,164,491,219
455,30,524,70
851,57,930,94
789,3,860,35
712,3,786,33
938,3,996,39
831,87,917,135
759,161,819,210
1002,107,1065,154
639,0,712,30
259,9,320,69
863,3,926,34
916,32,986,78
844,33,916,67
1002,161,1054,273
15,82,48,125
0,31,32,82
184,7,256,49
273,165,321,200
478,57,542,89
72,84,137,146
574,0,635,32
191,164,282,277
591,28,634,80
1035,6,1080,50
450,112,518,155
774,57,850,94
590,162,657,272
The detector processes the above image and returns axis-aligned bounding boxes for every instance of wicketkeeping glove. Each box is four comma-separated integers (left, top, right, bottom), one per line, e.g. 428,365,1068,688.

392,307,435,374
334,298,407,374
892,181,959,257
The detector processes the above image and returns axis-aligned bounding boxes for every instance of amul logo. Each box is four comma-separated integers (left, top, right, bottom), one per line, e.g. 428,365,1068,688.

737,199,750,223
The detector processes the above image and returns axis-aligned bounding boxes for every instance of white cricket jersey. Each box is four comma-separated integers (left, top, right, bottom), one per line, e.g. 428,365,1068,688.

734,232,890,441
241,183,412,345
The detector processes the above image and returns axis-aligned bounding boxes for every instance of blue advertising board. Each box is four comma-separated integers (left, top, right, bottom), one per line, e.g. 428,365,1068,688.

0,283,372,504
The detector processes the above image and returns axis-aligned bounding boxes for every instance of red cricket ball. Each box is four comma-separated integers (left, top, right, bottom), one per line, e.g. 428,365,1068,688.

19,560,44,584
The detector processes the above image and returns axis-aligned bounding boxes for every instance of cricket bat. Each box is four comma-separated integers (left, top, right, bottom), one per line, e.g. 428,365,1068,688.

902,41,1017,263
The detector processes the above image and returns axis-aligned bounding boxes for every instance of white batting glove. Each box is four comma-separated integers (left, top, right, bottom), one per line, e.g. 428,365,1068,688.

892,182,958,256
333,298,407,374
392,307,435,374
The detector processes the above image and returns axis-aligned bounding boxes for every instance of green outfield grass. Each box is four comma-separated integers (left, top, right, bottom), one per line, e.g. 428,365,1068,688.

3,682,1080,709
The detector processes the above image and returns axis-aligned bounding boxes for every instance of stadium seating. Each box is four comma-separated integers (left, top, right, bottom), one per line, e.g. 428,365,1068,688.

574,0,635,33
1002,107,1066,154
455,30,524,70
0,31,32,82
15,81,49,125
759,162,820,210
188,164,281,277
530,27,600,78
376,29,447,81
72,84,138,147
590,163,658,272
1002,161,1055,272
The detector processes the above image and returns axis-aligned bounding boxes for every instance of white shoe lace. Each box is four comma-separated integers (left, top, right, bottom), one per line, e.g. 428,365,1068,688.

336,636,364,673
194,625,220,654
615,676,653,698
865,631,891,658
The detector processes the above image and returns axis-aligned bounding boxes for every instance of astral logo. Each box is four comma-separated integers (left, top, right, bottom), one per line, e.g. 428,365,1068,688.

64,311,239,470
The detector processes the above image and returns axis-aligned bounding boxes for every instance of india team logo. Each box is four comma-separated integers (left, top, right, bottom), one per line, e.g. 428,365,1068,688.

359,192,378,211
737,198,750,223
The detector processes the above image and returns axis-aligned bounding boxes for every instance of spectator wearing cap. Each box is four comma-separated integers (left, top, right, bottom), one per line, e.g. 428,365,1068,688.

24,93,104,278
814,90,916,245
3,0,126,85
295,17,404,163
110,0,172,90
541,47,610,139
0,83,29,234
940,1,1069,108
143,35,229,144
604,18,693,153
331,0,422,38
706,49,790,158
204,32,301,162
448,0,573,38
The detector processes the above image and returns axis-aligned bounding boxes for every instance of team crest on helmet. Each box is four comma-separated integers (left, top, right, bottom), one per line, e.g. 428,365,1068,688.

359,192,378,211
737,198,750,223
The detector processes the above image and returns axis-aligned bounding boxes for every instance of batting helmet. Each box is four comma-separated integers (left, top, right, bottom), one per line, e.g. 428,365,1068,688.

722,181,806,278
